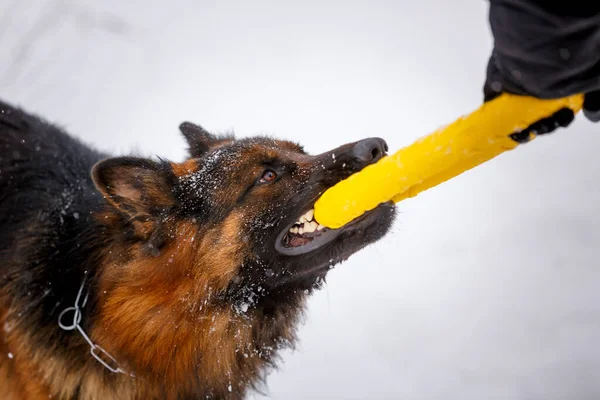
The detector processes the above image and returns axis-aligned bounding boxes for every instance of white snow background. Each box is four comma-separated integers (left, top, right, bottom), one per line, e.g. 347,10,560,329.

2,1,600,399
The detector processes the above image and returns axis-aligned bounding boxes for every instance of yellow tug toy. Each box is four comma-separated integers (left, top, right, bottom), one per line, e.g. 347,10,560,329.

314,93,584,229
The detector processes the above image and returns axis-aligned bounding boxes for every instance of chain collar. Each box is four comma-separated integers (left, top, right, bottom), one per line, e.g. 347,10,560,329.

58,276,134,377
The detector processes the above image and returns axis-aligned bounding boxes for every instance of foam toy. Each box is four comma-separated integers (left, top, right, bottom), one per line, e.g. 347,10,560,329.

314,93,584,229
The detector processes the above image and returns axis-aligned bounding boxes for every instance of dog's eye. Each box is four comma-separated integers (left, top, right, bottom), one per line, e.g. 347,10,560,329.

259,170,277,183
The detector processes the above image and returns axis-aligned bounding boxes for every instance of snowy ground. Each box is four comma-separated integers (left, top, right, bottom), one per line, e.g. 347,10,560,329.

2,1,600,399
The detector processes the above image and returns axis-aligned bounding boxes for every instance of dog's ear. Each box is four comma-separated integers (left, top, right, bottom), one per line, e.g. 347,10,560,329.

92,157,176,219
179,121,233,158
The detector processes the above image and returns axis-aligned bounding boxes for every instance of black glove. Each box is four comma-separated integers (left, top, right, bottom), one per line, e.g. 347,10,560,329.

484,0,600,142
583,91,600,123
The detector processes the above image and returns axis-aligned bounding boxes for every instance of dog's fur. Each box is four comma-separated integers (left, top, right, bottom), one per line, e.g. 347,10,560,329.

0,100,394,399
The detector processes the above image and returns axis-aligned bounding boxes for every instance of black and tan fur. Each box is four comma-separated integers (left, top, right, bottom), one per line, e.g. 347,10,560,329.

0,100,394,399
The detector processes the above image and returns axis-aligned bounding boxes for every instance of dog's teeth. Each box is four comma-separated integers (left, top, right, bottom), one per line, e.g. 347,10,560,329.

290,227,299,234
304,221,318,233
298,227,304,234
298,209,315,224
305,209,314,222
296,209,316,226
317,224,324,231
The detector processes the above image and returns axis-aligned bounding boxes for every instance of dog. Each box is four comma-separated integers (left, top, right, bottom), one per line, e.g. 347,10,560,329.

0,100,395,399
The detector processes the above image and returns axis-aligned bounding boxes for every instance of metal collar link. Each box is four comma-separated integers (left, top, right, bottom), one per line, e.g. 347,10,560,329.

58,277,134,377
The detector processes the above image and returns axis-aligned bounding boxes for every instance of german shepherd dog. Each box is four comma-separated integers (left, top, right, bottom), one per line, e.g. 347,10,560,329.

0,100,395,399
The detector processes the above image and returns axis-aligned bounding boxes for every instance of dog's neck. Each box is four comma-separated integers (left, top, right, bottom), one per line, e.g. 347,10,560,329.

85,214,308,399
3,198,308,400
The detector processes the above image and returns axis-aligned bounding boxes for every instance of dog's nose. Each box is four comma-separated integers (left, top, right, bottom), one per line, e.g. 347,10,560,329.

351,138,388,163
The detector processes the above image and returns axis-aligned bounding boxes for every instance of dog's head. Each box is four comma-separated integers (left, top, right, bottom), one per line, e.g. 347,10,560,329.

88,123,395,393
92,123,395,305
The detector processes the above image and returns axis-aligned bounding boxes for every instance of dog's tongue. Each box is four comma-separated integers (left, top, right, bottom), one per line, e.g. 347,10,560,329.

283,232,320,248
289,236,312,247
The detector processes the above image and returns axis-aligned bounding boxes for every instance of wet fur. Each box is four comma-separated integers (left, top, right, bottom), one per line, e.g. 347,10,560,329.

0,100,394,399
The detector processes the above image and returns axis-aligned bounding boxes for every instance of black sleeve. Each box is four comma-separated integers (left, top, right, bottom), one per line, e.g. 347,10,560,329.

485,1,600,100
